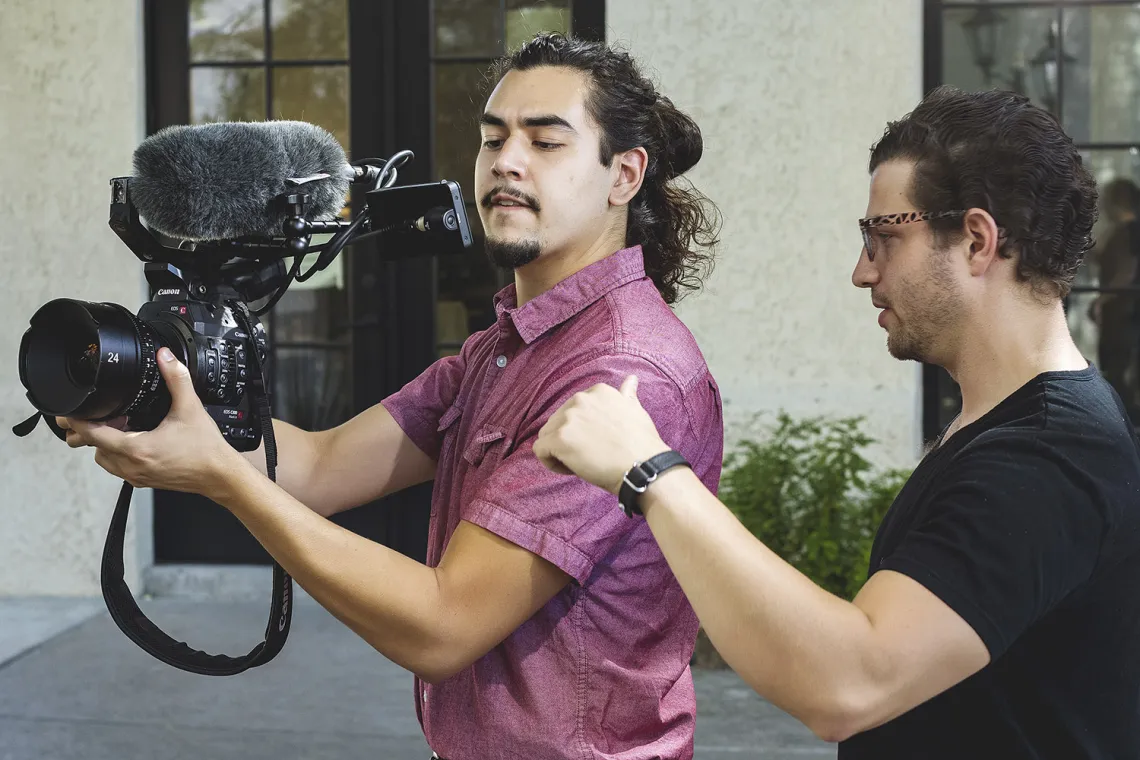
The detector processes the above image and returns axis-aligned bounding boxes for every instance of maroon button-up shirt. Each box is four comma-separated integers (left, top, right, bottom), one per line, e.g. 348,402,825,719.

381,245,724,759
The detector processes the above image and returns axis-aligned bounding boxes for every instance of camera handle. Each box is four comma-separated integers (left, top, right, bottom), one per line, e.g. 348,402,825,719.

98,301,292,676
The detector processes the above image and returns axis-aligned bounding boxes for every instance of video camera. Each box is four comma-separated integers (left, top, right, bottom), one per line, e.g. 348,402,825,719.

11,120,473,676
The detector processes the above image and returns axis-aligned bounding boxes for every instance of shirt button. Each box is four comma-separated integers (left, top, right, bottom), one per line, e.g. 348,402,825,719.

495,355,508,368
422,688,428,703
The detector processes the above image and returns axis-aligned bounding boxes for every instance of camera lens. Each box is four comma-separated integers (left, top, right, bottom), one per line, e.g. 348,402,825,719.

64,336,100,388
18,299,168,420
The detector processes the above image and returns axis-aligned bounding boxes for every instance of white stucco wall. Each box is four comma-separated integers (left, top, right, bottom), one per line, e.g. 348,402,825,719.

0,1,148,595
607,0,925,469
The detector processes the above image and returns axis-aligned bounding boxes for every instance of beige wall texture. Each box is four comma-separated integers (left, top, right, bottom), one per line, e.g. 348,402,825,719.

607,0,926,469
0,1,149,595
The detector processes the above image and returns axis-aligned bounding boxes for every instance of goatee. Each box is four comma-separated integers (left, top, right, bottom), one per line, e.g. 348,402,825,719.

485,238,541,270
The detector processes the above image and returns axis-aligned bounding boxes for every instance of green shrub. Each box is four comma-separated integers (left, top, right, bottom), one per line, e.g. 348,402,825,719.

719,412,911,600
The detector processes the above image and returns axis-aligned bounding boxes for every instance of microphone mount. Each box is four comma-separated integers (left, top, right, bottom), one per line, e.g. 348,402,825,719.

107,148,471,316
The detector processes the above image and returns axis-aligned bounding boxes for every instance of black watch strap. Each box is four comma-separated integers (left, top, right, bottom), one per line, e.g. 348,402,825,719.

618,450,690,518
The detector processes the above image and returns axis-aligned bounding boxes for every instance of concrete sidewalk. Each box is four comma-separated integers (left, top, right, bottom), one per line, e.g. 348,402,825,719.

0,595,833,759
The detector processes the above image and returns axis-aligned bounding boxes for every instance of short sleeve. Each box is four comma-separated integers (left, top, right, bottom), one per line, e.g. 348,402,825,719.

380,350,467,462
879,434,1107,659
463,353,699,584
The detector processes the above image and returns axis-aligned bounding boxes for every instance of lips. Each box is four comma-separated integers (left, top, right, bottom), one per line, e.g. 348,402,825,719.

490,194,533,210
481,186,540,213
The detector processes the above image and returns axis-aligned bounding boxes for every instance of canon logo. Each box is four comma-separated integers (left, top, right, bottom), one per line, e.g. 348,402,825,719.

278,583,291,632
157,288,182,296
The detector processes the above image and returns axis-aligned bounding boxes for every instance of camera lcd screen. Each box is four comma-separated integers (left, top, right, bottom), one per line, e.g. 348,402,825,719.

365,180,474,259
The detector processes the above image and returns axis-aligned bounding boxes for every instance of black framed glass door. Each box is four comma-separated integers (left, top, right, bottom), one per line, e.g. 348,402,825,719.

146,0,603,566
925,0,1140,438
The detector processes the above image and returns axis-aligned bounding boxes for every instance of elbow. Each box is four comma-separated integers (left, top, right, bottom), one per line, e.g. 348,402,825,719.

804,713,858,744
799,690,881,744
410,647,475,685
394,629,478,685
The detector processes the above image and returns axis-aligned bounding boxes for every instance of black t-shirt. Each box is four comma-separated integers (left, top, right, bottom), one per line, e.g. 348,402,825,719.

839,366,1140,760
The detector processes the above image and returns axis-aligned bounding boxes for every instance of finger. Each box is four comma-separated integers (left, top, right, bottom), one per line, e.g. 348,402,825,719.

157,348,198,414
620,375,639,399
533,439,572,476
69,419,129,454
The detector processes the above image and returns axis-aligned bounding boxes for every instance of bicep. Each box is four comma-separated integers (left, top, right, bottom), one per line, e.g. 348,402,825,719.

432,520,572,673
851,569,990,731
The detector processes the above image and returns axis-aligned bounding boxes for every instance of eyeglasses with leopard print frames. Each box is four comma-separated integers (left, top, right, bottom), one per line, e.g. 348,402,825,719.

858,210,966,261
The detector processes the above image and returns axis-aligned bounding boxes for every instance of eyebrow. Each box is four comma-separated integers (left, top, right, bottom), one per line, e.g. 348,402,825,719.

480,112,578,133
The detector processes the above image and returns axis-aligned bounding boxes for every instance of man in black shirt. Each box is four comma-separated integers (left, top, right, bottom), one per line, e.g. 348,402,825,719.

533,85,1140,759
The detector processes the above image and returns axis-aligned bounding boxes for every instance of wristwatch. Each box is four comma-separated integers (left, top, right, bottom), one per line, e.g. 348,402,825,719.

618,450,690,518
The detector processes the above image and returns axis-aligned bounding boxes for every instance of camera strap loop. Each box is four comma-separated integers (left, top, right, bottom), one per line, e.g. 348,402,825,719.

11,411,68,441
98,300,293,676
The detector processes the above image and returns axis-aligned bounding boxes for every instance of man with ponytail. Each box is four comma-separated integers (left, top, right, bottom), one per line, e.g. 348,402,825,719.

65,30,725,760
376,32,725,758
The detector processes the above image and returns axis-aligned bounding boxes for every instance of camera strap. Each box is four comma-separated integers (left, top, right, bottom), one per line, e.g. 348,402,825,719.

97,300,292,676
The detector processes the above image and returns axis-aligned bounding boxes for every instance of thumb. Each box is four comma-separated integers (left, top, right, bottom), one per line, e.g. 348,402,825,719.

157,348,196,409
620,374,639,399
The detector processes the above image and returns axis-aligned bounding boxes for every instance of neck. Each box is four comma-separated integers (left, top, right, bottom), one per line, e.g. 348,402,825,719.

942,297,1088,429
513,225,628,307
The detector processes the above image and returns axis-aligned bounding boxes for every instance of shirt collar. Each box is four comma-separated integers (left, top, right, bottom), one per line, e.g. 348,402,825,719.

493,245,648,344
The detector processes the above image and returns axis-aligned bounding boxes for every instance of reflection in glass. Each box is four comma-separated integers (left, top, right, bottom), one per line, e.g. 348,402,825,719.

1067,150,1140,424
1068,286,1140,424
433,0,501,57
191,67,267,123
1064,5,1140,144
190,0,265,62
434,63,489,201
272,346,351,430
942,7,1060,114
271,0,349,60
504,1,571,51
273,65,350,150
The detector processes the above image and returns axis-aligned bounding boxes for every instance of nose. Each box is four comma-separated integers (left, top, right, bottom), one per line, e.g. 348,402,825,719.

491,135,528,182
851,246,879,289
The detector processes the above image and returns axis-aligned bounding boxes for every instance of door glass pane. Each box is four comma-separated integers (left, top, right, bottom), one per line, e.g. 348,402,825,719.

504,0,571,51
190,0,265,62
1068,288,1140,422
434,0,501,57
942,6,1061,115
271,0,349,60
191,67,267,123
434,62,487,201
272,346,352,429
1063,4,1140,144
269,282,352,428
1068,150,1140,424
272,65,351,150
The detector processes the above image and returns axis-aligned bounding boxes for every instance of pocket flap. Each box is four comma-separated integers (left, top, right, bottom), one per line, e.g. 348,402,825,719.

437,402,462,432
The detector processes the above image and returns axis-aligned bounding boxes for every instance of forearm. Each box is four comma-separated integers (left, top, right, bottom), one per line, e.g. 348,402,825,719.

241,419,327,505
240,408,437,519
210,459,454,680
641,468,886,738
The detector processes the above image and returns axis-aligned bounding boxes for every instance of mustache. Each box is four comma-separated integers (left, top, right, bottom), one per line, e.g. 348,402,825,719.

481,186,541,212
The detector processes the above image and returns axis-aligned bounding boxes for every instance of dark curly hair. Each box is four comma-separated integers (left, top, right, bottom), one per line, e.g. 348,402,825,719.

488,33,720,304
869,85,1098,299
